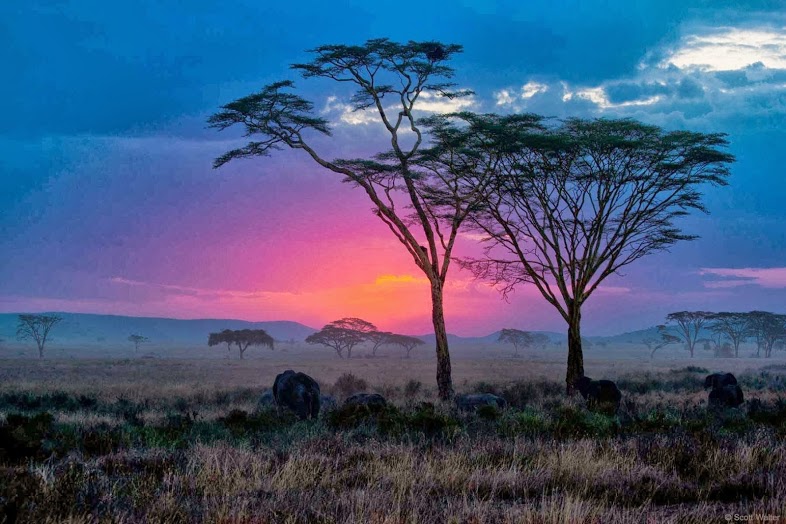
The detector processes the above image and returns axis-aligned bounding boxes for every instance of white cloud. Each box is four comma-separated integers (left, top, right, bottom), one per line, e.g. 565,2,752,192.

663,28,786,71
321,91,476,126
413,91,477,113
573,86,661,109
521,81,549,99
494,82,548,106
495,89,515,106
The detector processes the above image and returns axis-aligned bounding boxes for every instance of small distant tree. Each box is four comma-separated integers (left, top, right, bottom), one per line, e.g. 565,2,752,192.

497,328,533,357
306,324,368,359
745,311,786,358
708,312,748,358
17,314,63,359
666,311,713,358
208,328,274,359
366,330,394,356
128,334,149,352
643,325,680,359
388,334,425,358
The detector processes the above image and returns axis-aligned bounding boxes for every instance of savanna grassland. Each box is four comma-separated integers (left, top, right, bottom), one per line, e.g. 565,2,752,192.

1,348,786,523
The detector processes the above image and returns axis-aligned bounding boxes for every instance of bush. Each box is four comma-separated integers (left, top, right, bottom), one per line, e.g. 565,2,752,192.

498,408,550,437
0,391,98,412
0,412,54,463
551,406,618,439
675,366,710,374
404,379,422,398
334,373,369,398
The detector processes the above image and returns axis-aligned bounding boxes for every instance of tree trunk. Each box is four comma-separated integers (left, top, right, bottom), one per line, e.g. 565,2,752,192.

431,278,453,401
347,347,352,359
565,305,584,395
38,343,44,359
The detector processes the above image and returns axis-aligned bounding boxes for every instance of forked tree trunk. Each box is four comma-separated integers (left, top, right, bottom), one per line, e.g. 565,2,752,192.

431,278,454,400
565,305,585,395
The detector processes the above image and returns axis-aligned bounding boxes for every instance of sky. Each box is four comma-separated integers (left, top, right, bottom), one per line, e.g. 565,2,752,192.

2,0,786,336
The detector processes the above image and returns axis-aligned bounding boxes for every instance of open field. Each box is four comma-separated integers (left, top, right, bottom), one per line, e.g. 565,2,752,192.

1,351,786,523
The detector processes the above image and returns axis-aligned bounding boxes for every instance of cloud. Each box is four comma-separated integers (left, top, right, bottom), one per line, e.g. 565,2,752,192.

494,81,549,106
495,22,786,126
662,28,786,71
699,267,786,289
321,90,476,126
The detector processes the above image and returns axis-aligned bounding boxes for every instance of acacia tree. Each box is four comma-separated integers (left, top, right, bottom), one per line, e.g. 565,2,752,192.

643,325,680,359
708,312,749,358
208,329,274,359
745,311,786,358
366,330,394,356
461,118,733,393
209,39,500,400
17,314,63,359
387,333,425,358
666,311,714,358
208,329,235,353
128,334,149,352
497,328,533,357
306,323,369,359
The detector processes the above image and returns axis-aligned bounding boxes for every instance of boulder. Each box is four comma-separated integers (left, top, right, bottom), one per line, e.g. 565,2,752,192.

272,370,321,420
455,393,507,411
320,394,338,413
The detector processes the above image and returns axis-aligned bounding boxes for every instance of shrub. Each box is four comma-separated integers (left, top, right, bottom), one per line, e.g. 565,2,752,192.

0,412,54,463
676,366,709,373
334,373,369,398
551,406,618,439
404,379,422,398
498,408,550,437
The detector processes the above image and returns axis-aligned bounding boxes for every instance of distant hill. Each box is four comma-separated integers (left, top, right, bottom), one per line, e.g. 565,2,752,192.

0,313,318,347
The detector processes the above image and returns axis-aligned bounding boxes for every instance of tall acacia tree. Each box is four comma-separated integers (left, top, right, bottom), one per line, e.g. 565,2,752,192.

209,39,495,400
461,118,734,393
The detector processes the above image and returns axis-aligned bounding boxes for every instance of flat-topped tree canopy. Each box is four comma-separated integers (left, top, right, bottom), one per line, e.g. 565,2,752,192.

458,116,733,392
208,328,274,359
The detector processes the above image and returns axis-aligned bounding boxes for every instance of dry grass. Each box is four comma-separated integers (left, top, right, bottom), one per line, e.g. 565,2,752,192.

1,353,785,523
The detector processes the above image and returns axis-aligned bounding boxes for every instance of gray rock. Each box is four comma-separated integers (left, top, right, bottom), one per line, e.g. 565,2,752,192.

343,393,387,408
574,376,621,413
258,389,275,409
320,394,337,413
709,384,744,408
273,370,321,420
704,372,738,389
456,393,507,411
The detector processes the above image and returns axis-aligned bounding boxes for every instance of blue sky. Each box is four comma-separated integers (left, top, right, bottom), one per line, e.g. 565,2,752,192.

2,1,786,335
